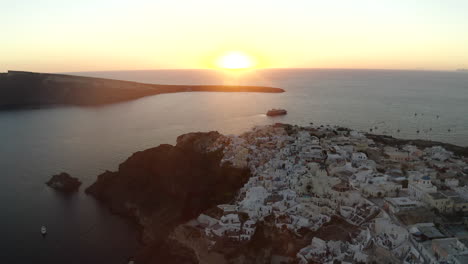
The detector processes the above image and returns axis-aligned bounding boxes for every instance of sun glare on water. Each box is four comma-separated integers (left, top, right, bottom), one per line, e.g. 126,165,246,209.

217,51,255,70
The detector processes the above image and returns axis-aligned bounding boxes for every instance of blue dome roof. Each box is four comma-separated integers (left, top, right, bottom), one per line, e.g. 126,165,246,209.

422,176,430,180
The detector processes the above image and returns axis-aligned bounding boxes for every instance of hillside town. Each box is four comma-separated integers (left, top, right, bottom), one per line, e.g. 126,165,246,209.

189,124,468,264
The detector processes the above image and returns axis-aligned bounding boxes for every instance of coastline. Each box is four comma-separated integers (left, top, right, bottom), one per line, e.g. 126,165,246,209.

0,71,284,110
365,133,468,157
85,123,468,263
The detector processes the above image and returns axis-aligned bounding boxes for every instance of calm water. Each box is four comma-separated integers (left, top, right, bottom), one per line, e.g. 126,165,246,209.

0,69,467,262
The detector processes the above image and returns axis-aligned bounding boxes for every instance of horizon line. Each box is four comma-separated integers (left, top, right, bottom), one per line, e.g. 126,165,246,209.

2,67,465,75
59,67,464,74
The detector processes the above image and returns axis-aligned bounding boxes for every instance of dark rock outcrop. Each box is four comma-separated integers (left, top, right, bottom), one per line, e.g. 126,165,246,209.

85,131,251,263
46,172,82,192
0,71,284,109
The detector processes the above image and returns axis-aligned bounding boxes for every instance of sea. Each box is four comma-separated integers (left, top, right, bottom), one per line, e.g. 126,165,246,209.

0,69,467,263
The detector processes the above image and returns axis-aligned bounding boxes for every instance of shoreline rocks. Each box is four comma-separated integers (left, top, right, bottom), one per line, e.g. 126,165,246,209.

46,172,82,193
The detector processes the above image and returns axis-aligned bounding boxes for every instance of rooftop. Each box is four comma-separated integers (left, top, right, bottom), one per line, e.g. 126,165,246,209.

386,197,417,206
451,196,468,204
442,224,468,238
441,190,459,198
428,192,447,200
417,226,445,239
453,255,468,264
432,238,467,256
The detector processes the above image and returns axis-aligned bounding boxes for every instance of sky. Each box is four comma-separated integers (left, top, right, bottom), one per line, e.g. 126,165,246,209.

1,0,468,72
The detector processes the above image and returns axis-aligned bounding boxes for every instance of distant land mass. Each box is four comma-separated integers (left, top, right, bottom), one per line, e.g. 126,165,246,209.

456,68,468,72
0,71,284,109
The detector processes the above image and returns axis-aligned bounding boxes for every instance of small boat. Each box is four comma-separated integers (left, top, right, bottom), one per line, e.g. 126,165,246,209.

266,109,287,116
41,226,47,236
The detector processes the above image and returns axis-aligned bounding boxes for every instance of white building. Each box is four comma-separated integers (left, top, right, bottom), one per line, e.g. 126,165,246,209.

409,176,437,201
384,197,418,213
446,178,460,188
385,150,410,162
352,152,368,166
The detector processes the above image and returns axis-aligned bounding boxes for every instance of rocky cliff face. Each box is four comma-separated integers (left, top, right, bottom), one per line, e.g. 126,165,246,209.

86,131,251,263
164,218,313,264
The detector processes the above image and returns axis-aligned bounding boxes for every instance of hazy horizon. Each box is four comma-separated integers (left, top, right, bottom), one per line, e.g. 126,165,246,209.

3,67,466,75
2,0,468,72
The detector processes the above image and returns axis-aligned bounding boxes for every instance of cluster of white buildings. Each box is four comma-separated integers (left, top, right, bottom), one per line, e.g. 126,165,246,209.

190,124,468,263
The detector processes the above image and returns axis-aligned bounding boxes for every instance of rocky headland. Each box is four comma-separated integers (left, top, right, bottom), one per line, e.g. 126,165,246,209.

0,71,284,109
86,124,468,264
85,131,251,263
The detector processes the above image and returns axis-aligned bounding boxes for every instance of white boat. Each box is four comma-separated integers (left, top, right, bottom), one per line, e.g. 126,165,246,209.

41,226,47,235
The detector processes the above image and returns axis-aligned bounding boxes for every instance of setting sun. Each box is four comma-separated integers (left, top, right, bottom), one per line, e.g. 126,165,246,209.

216,51,255,70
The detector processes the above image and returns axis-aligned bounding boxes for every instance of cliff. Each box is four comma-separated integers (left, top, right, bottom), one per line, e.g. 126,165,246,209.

0,71,284,109
85,131,251,263
84,130,350,264
84,125,468,263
